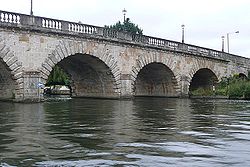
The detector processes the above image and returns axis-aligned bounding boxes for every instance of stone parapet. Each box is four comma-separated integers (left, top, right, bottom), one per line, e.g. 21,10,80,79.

0,10,249,65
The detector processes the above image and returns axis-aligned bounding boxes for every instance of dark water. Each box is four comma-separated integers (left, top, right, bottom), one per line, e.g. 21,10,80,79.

0,98,250,167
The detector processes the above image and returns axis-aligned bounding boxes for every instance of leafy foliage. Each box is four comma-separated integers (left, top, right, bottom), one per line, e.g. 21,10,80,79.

215,74,250,99
46,65,70,86
105,18,143,35
244,82,250,98
214,77,229,96
228,80,246,98
190,74,250,99
227,80,250,99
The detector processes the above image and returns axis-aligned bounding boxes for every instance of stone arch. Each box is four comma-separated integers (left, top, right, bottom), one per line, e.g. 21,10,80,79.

131,52,180,97
189,68,218,92
40,40,121,98
239,73,248,80
186,58,221,91
0,41,23,100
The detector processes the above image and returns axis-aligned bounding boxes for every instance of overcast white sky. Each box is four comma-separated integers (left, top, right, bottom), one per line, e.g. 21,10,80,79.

1,0,250,57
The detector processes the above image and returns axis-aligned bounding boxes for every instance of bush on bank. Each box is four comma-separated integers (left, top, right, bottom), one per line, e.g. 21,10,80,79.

229,81,250,99
190,73,250,99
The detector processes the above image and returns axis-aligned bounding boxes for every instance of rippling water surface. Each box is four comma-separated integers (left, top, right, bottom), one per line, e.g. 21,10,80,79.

0,98,250,167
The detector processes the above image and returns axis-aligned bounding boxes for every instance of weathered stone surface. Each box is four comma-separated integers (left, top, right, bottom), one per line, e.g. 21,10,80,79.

19,34,29,42
0,21,249,102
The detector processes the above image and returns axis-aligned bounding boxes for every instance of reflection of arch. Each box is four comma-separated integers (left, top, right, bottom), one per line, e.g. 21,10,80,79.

189,68,218,91
132,53,180,97
40,40,121,98
0,41,23,100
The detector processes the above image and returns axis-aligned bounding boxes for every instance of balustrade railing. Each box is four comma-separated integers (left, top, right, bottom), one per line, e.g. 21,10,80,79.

199,48,209,56
0,10,249,63
103,28,118,38
132,34,148,43
167,41,179,50
42,18,62,29
0,11,20,24
68,22,97,34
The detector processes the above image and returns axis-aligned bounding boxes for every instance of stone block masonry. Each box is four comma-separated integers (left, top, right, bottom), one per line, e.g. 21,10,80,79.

0,10,249,102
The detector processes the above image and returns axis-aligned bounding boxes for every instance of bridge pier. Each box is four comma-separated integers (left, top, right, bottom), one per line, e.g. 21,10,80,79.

120,74,133,99
180,75,190,98
15,71,44,102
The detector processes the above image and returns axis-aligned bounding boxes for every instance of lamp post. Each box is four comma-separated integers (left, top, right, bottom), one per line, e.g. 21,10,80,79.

221,36,225,52
30,0,33,16
227,31,239,53
122,8,127,23
181,24,185,43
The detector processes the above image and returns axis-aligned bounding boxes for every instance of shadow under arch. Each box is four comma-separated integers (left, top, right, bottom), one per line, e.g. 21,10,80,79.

239,73,248,80
0,59,16,99
134,62,178,97
46,53,120,98
189,68,218,92
0,42,23,100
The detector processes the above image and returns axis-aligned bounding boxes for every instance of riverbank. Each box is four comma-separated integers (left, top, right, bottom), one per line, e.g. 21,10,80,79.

190,74,250,100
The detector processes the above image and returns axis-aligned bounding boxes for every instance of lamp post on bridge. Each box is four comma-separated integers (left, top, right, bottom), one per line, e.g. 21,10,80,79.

181,24,185,43
30,0,33,16
221,36,225,52
122,8,127,23
227,31,239,53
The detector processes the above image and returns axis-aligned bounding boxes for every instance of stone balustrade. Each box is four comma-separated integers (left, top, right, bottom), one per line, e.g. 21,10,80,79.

0,11,20,24
0,10,249,66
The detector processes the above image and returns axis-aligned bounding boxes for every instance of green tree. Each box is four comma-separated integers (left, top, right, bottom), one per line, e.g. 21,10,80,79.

105,18,143,35
215,74,250,99
46,65,70,86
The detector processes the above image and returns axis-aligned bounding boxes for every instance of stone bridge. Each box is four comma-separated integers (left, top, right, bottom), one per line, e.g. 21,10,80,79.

0,10,249,102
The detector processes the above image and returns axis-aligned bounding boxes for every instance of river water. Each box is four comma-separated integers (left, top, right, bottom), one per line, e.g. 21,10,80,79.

0,98,250,167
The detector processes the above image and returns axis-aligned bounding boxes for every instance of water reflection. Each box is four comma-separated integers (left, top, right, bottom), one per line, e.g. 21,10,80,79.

0,98,250,166
0,103,46,166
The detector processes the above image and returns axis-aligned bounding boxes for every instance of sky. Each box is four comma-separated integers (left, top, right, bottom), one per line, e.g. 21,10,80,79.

1,0,250,58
